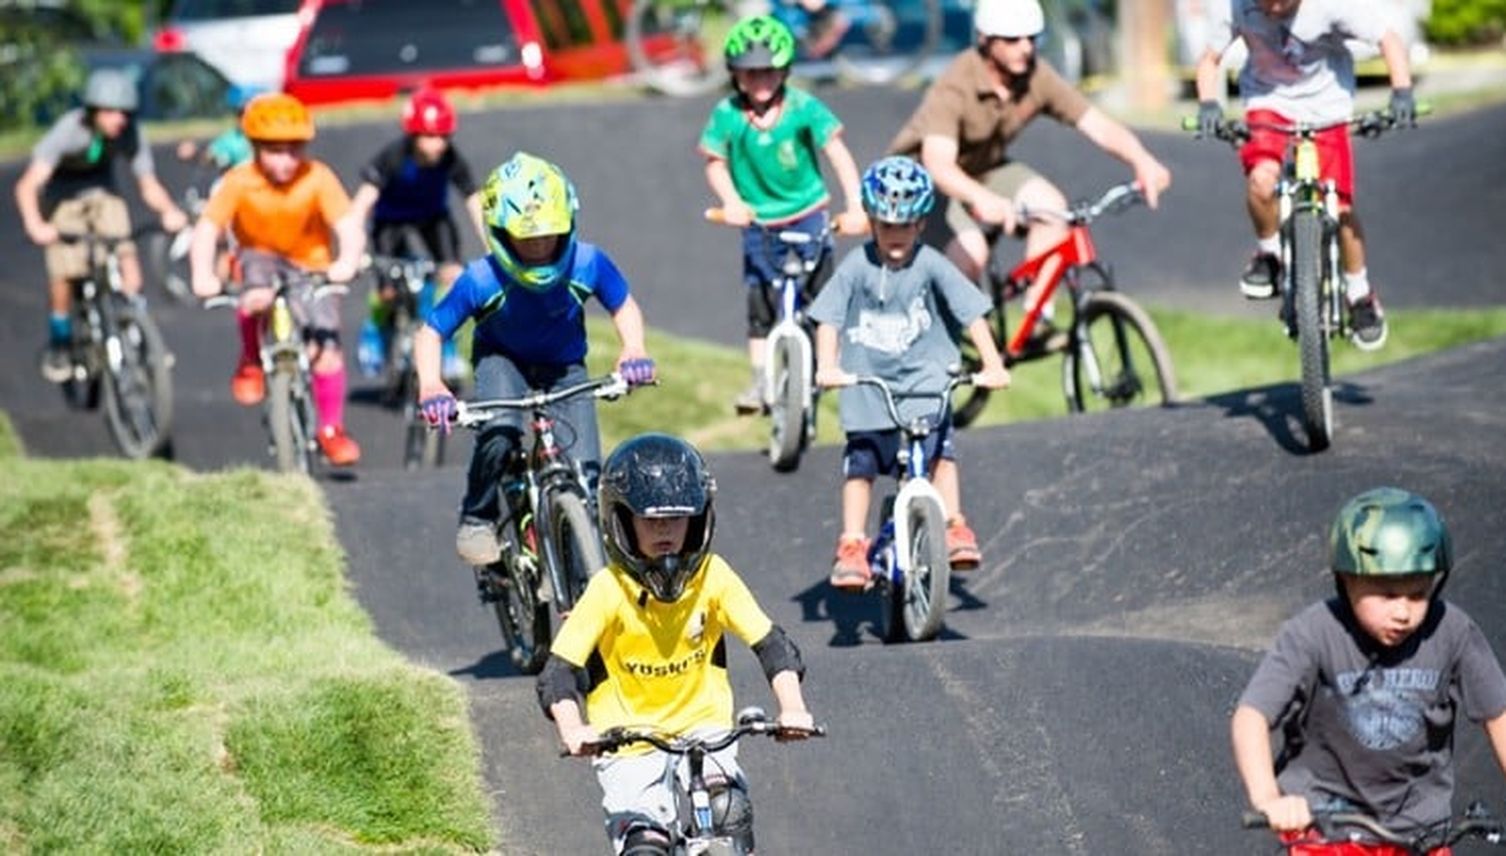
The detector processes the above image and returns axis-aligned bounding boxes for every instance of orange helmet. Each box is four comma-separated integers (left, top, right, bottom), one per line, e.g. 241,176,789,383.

241,92,315,142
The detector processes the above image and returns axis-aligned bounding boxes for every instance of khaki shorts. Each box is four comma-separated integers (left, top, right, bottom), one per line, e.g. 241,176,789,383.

922,161,1042,250
45,190,134,281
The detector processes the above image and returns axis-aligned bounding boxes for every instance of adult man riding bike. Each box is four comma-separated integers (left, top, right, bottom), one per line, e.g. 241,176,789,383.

1194,0,1414,351
14,69,189,382
888,0,1170,350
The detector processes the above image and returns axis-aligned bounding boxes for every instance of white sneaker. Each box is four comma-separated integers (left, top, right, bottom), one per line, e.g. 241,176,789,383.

455,519,502,566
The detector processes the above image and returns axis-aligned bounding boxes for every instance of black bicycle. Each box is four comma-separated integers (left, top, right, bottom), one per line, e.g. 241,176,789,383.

366,254,453,470
1243,801,1503,854
573,706,825,856
55,223,175,459
1189,108,1420,451
446,373,644,674
206,272,346,474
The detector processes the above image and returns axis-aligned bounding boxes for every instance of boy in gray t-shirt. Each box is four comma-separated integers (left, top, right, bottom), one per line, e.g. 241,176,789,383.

1233,487,1506,847
808,157,1009,591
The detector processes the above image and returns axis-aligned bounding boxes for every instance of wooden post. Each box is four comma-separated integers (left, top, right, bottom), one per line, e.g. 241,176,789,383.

1119,0,1174,112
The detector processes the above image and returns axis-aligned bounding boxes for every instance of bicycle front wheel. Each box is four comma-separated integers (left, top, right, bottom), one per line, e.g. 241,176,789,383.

1063,291,1178,413
101,299,174,459
626,0,739,97
267,370,312,474
828,0,941,86
494,537,552,675
899,493,949,642
543,490,605,611
767,335,809,472
1292,210,1332,452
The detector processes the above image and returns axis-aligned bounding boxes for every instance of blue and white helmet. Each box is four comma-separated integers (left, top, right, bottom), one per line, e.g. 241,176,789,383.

861,156,935,224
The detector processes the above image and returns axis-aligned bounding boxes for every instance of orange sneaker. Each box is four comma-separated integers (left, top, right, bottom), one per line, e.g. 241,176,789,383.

231,363,265,406
946,518,981,570
317,424,361,467
829,535,872,591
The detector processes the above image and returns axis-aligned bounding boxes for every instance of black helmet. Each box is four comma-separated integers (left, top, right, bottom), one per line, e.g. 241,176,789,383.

598,433,716,604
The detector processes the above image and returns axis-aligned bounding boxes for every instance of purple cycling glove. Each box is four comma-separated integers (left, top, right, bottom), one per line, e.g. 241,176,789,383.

420,394,457,435
620,358,656,386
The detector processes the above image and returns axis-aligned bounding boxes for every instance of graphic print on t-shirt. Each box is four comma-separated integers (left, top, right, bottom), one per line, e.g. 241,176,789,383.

846,295,933,355
1335,666,1441,750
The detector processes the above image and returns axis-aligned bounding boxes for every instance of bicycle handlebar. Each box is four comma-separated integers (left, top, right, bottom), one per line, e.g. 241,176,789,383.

200,280,349,311
453,374,636,428
366,254,437,290
1242,803,1504,850
851,372,970,431
1017,182,1144,227
704,207,861,239
570,717,827,758
1184,106,1431,145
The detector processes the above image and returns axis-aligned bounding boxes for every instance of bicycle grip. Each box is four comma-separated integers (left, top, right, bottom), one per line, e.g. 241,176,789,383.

704,207,727,225
1180,116,1200,132
1242,811,1270,829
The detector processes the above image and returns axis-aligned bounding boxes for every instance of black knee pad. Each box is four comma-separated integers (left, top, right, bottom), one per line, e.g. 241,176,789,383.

709,781,754,851
621,825,672,856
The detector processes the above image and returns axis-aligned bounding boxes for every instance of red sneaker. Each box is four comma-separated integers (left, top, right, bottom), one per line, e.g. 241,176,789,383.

946,518,982,570
231,363,265,406
829,535,872,592
317,424,361,467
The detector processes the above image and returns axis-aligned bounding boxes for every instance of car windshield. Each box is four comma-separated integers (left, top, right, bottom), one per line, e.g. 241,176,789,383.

171,0,301,21
297,0,521,78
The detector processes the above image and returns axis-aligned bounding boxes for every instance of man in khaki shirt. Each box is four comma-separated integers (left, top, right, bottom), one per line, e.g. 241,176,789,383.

891,0,1170,344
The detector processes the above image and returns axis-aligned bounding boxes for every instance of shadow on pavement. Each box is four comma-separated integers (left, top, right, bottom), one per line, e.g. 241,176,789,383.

1206,379,1374,455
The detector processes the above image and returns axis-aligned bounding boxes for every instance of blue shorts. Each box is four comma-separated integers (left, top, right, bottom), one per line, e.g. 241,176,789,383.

741,210,832,337
841,416,957,481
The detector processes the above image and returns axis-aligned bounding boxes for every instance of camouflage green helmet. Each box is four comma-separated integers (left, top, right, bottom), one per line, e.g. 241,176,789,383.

1330,487,1452,578
724,15,797,70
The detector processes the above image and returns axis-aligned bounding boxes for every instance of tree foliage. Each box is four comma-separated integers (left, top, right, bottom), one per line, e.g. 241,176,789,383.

1426,0,1506,45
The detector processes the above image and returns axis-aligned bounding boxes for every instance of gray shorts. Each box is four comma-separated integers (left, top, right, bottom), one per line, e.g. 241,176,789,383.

237,249,341,336
922,161,1042,250
593,736,746,853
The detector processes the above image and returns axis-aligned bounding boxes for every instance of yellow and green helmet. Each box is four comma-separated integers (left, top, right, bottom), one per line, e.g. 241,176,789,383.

480,152,579,292
723,15,797,70
1329,487,1452,580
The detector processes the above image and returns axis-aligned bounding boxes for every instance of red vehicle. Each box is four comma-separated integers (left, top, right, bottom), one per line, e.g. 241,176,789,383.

283,0,650,106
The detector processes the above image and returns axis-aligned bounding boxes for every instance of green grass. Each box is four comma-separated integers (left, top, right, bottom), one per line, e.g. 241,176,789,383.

0,456,494,853
0,413,20,460
584,306,1506,451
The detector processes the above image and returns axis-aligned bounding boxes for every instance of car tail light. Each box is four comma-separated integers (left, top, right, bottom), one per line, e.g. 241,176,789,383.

153,27,186,53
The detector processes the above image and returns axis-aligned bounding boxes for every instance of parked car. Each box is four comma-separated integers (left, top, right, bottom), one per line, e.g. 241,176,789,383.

283,0,646,106
152,0,304,92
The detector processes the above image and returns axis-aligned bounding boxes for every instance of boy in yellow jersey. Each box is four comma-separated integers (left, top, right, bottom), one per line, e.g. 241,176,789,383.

540,433,816,855
189,92,366,466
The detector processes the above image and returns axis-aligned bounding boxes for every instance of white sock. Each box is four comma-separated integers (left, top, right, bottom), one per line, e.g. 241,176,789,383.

1344,268,1371,303
1257,234,1280,256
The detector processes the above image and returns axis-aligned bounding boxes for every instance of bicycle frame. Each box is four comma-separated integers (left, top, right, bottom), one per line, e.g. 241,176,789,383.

759,225,828,422
1275,129,1345,341
866,381,953,582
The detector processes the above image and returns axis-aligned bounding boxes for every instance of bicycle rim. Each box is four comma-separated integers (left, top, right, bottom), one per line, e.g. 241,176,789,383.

902,494,949,641
768,336,808,472
626,0,737,97
544,490,605,610
1292,210,1333,451
101,303,173,458
267,370,311,473
497,552,551,675
828,0,941,85
1064,290,1178,413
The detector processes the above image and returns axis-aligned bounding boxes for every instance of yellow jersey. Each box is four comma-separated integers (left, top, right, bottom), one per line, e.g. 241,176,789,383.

550,554,774,737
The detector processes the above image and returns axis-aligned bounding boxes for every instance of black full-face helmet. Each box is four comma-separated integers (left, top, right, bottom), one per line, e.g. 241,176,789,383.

598,433,716,604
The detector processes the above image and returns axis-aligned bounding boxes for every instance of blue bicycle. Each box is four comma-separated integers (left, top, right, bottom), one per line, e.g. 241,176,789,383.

627,0,942,97
849,372,966,643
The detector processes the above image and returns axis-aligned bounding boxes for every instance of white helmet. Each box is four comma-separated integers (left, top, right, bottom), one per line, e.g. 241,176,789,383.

974,0,1045,39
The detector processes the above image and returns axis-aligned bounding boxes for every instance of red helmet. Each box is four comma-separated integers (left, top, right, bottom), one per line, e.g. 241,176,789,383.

402,88,456,135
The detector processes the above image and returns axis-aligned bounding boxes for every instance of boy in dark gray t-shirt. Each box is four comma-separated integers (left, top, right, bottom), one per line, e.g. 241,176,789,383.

1233,487,1506,848
809,157,1009,591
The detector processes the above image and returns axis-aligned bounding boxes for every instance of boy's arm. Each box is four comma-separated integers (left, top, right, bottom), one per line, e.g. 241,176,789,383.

1485,710,1506,781
609,294,651,368
964,317,1010,389
814,323,853,387
820,135,868,234
464,191,485,243
14,159,58,245
1378,29,1415,124
1231,704,1311,831
704,156,754,226
137,173,187,232
188,217,225,297
347,182,380,226
547,697,599,757
770,670,814,733
329,207,367,283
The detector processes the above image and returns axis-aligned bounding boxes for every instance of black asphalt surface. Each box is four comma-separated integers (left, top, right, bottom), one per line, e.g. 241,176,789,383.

2,89,1505,853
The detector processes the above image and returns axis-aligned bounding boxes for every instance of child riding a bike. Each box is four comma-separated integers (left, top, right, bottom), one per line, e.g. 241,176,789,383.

888,0,1169,352
348,87,483,383
14,68,189,382
540,433,816,855
1232,488,1506,852
698,13,867,415
188,92,368,467
809,157,1010,591
415,152,654,567
175,83,263,173
1194,0,1416,350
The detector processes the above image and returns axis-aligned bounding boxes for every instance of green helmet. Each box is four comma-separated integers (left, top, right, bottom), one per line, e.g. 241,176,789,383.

1330,487,1452,580
724,15,797,70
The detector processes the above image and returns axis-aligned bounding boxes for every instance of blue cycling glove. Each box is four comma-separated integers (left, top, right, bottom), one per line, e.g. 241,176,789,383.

420,394,457,434
620,358,656,386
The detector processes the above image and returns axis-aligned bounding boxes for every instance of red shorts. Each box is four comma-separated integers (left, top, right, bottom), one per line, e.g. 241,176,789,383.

1239,109,1355,204
1278,828,1450,855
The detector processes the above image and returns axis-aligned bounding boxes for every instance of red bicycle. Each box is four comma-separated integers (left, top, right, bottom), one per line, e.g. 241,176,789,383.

953,182,1178,427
